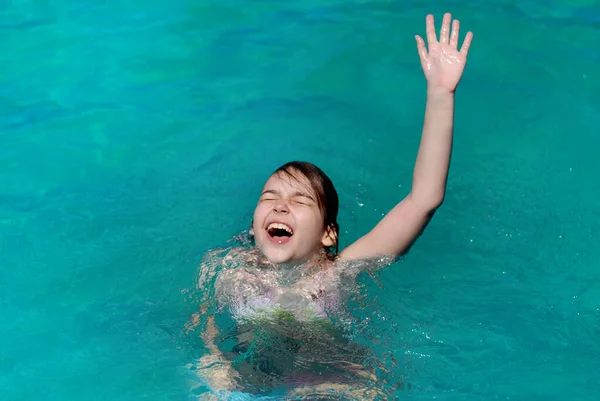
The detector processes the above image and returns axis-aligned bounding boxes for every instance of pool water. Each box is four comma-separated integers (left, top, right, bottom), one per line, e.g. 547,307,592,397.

1,0,599,400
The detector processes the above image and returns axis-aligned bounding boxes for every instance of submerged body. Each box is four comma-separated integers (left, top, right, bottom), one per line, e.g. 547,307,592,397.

215,247,346,322
193,246,391,396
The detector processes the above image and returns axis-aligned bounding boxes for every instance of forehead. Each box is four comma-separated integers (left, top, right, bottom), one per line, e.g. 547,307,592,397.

262,170,316,196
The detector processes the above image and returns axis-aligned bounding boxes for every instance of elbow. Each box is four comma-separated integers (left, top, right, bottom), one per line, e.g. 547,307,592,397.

430,193,445,210
409,191,445,213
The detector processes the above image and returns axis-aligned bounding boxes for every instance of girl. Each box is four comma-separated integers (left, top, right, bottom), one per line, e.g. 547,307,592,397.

189,12,473,400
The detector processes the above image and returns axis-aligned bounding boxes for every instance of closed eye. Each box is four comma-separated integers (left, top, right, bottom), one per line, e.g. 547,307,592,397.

293,196,313,205
259,190,315,205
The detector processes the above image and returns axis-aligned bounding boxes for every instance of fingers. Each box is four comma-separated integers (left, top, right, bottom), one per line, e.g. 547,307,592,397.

449,19,459,48
415,35,427,62
439,13,451,44
460,31,474,57
425,14,436,46
422,12,473,57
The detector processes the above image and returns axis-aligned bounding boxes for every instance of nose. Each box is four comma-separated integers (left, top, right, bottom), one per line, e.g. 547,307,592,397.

273,200,289,214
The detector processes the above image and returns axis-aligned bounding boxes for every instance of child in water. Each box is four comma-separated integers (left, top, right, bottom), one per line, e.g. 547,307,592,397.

189,12,474,400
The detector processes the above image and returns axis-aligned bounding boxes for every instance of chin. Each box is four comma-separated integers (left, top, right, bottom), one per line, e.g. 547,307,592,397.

256,242,301,265
261,248,294,264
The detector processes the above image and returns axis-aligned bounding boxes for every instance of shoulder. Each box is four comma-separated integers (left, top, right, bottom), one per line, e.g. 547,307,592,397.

222,246,261,266
330,254,395,277
215,247,264,283
197,246,253,286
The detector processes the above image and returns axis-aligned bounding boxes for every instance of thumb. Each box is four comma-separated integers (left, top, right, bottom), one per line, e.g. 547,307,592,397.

415,35,428,63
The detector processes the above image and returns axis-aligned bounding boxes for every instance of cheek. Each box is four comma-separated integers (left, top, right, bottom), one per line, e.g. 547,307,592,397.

253,203,268,219
296,209,324,235
252,205,267,231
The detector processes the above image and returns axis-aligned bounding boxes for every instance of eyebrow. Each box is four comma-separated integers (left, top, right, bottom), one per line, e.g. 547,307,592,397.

261,189,315,200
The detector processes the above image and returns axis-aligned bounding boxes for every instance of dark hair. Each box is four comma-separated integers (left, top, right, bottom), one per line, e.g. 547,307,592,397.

272,161,340,256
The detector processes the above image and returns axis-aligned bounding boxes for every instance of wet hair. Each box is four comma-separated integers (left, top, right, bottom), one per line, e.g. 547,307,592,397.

272,161,340,257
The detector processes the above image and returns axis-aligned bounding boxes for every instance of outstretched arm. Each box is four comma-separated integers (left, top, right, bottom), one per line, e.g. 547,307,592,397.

339,13,473,262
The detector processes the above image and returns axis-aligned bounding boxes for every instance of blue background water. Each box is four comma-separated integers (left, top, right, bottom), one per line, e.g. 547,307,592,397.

1,0,599,399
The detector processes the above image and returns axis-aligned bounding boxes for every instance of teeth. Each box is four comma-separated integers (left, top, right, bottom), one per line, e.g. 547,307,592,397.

267,223,293,234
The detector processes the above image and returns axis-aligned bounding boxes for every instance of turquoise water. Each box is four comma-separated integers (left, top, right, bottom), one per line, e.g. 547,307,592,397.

2,0,599,399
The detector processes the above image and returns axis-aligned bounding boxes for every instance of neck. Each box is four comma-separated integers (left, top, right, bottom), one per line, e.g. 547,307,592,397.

256,248,331,272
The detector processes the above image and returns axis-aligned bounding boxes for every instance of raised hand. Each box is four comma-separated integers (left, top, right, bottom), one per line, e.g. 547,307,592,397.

415,13,473,93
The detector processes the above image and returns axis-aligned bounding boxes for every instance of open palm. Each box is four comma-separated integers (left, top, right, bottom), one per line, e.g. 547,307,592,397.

416,13,473,92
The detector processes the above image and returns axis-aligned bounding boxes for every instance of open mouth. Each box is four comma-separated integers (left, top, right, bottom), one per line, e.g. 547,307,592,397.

266,222,294,244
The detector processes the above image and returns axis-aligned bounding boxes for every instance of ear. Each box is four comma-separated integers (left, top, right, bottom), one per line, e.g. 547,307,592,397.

248,218,255,237
321,224,337,247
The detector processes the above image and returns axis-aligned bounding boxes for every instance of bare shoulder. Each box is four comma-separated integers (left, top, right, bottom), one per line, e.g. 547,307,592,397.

221,246,260,266
215,246,264,285
329,253,396,278
197,246,256,288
